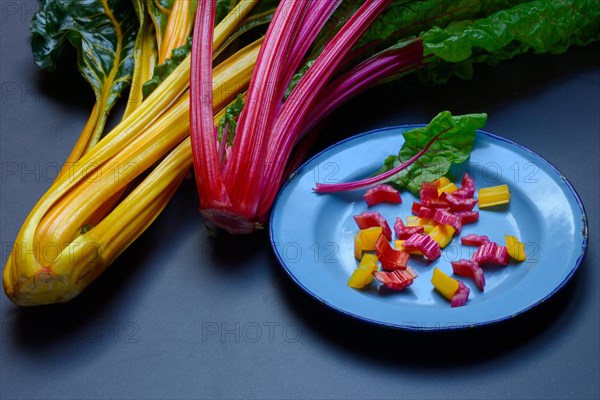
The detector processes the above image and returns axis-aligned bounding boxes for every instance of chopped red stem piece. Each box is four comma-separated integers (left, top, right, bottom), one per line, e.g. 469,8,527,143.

422,198,450,209
452,186,475,199
440,191,478,211
452,172,476,198
455,211,479,224
375,235,410,271
472,242,510,266
393,217,424,240
417,206,434,219
373,267,418,291
420,181,439,202
402,233,441,261
353,211,392,240
450,281,470,307
432,208,462,233
462,172,475,188
411,202,422,215
451,259,485,291
460,234,491,246
364,184,402,207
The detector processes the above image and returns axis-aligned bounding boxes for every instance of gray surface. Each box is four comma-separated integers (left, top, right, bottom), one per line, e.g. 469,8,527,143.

1,3,599,400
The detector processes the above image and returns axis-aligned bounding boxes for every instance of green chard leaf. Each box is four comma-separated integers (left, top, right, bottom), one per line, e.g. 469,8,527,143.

419,0,600,83
290,0,530,95
217,94,245,147
355,0,529,60
378,111,487,195
31,0,139,138
284,60,314,99
142,36,191,98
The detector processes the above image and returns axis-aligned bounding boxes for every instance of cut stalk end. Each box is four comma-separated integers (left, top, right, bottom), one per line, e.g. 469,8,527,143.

200,208,259,235
4,270,80,307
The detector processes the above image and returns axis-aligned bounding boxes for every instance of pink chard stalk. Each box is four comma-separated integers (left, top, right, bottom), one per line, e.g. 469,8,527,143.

190,0,399,234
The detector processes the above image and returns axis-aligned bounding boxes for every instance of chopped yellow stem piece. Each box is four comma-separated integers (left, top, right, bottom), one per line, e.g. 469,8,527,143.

360,227,383,250
348,254,379,288
438,182,458,196
428,224,456,248
358,254,378,270
406,215,419,227
348,269,375,289
431,267,459,301
418,217,437,233
354,234,363,260
478,184,511,208
505,235,527,261
435,176,452,187
353,227,382,260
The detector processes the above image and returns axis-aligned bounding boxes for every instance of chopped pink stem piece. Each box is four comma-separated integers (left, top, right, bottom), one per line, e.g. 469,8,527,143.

394,217,424,240
353,211,392,240
451,259,485,291
472,242,510,266
375,235,410,271
450,281,470,307
364,184,402,207
373,267,418,291
432,208,462,233
402,233,441,261
460,234,491,246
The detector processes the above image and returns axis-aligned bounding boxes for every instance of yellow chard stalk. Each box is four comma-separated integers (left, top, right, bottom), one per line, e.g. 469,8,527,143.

159,0,197,64
123,0,160,118
3,0,261,306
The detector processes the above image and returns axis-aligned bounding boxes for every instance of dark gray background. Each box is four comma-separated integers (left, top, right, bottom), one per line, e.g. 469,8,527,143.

1,2,599,399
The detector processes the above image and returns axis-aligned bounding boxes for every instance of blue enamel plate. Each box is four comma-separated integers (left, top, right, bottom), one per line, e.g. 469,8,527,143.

269,126,588,331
